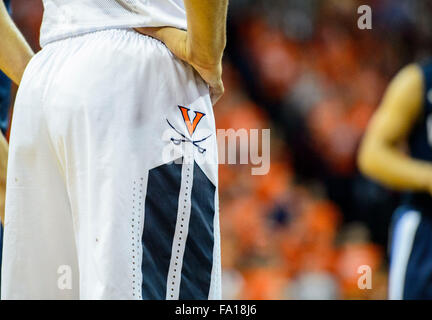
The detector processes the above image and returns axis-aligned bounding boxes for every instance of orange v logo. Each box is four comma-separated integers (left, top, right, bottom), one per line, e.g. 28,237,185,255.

178,106,205,137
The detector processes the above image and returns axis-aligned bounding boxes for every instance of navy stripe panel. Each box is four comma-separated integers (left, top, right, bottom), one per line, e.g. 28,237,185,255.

180,162,216,300
142,159,182,299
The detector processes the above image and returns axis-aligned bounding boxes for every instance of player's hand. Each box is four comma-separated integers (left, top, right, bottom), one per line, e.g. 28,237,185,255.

135,27,224,105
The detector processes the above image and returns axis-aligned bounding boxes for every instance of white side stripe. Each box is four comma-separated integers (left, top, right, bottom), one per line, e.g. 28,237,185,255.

388,210,421,300
166,144,194,300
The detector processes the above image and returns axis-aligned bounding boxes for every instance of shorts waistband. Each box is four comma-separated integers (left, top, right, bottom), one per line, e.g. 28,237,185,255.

43,27,161,48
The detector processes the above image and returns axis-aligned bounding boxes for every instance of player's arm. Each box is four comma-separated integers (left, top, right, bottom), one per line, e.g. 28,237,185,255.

358,64,432,192
181,0,228,68
135,0,229,104
0,1,34,85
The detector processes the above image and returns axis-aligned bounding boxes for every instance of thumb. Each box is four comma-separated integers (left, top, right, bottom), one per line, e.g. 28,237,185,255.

210,80,225,106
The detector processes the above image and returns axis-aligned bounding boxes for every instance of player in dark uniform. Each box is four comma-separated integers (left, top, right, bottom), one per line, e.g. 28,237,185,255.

359,63,432,299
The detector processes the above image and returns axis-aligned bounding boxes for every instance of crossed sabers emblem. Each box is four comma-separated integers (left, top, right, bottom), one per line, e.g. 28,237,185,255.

167,106,212,154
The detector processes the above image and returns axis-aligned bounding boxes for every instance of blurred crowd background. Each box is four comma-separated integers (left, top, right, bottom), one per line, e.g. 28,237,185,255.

3,0,432,300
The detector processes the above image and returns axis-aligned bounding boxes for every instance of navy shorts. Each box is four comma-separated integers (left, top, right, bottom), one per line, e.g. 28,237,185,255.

389,205,432,299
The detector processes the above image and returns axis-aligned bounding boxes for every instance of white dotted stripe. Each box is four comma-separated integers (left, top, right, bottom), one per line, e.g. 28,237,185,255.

166,144,195,300
208,192,222,300
131,179,144,299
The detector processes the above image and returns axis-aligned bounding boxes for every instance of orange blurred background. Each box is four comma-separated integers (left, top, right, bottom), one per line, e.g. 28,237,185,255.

7,0,432,300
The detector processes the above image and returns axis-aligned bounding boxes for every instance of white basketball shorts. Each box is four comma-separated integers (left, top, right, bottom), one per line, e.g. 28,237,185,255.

1,29,221,300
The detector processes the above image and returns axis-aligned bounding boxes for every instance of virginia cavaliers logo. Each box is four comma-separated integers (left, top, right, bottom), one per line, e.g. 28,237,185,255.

179,106,205,136
167,106,212,154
